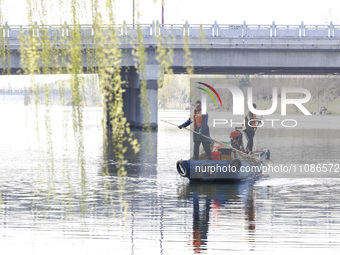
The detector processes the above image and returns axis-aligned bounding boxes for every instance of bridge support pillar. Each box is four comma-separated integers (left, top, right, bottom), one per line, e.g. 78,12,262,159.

122,65,161,129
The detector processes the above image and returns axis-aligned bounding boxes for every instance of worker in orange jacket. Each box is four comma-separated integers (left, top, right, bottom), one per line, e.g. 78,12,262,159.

178,100,212,160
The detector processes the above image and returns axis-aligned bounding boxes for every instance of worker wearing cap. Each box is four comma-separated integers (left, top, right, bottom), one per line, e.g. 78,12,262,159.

244,103,260,154
178,100,212,160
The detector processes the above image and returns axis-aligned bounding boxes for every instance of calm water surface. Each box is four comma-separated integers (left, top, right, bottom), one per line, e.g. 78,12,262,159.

1,105,340,254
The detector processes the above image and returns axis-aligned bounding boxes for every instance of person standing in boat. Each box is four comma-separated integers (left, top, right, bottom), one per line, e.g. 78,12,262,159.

244,103,261,154
178,100,212,160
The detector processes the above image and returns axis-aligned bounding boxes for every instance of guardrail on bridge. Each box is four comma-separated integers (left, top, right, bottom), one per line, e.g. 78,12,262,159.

2,21,340,40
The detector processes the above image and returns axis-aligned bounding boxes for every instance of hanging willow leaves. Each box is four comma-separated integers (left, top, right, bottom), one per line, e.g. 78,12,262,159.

0,4,6,75
93,0,138,173
90,0,140,218
19,1,41,144
4,24,10,76
183,22,194,75
39,0,56,192
0,0,198,218
0,2,2,209
155,31,175,89
131,24,150,129
68,0,88,214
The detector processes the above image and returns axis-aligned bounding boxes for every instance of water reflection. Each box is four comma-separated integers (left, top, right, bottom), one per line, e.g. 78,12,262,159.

178,180,257,253
104,129,158,177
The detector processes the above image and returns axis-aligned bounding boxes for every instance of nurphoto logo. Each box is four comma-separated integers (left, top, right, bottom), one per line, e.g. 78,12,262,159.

198,83,311,116
196,80,313,129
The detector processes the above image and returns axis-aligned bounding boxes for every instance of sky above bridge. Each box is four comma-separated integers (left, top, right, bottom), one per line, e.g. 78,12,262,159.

1,0,340,25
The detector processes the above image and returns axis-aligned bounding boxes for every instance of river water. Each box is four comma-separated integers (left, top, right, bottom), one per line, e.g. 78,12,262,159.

1,105,340,254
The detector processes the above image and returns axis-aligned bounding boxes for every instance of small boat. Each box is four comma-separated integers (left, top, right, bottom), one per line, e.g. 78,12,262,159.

176,129,270,181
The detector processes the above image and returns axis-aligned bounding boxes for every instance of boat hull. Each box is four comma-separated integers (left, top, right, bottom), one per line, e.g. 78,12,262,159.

176,150,269,181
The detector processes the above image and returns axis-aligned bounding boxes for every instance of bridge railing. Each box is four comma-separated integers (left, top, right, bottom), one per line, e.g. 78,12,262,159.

3,21,340,41
275,24,301,37
215,24,242,37
335,25,340,37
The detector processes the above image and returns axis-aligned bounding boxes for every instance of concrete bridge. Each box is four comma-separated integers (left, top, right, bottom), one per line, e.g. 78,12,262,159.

2,21,340,127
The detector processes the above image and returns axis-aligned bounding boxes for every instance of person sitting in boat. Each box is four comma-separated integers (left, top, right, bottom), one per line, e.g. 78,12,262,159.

244,103,261,154
178,100,212,160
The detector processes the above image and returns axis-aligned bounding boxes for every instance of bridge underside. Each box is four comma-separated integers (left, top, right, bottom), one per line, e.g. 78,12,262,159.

4,66,340,76
172,66,340,75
